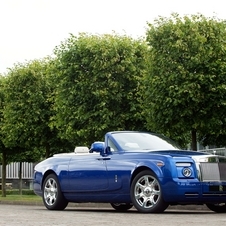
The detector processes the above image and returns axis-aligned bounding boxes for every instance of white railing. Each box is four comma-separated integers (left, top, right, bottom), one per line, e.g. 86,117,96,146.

199,148,226,156
0,162,34,179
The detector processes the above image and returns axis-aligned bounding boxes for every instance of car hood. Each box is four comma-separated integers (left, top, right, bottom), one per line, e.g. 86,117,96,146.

148,149,226,163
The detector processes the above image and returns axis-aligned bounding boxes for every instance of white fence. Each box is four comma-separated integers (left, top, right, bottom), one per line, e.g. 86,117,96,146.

0,162,34,179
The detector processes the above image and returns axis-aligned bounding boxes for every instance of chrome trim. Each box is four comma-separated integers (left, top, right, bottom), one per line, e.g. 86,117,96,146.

185,194,199,196
176,162,191,167
203,194,226,196
182,168,192,177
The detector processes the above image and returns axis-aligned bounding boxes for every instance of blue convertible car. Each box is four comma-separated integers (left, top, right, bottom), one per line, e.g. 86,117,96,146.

33,131,226,213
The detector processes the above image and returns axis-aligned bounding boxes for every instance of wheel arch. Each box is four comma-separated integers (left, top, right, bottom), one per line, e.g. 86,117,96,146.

130,163,163,186
131,166,156,186
41,170,57,189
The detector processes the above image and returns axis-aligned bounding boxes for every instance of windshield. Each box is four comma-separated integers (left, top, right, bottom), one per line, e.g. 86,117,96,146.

111,132,180,151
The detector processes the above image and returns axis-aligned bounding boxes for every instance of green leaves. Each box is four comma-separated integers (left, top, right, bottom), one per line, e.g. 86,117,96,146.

0,59,74,160
52,33,148,144
145,14,226,149
1,14,226,157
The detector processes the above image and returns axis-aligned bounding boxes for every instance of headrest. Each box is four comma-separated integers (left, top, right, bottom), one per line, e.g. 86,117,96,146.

74,146,89,153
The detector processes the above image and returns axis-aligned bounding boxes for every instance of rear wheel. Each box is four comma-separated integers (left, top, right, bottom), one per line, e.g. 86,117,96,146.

110,203,133,211
42,174,68,210
206,203,226,213
131,170,168,213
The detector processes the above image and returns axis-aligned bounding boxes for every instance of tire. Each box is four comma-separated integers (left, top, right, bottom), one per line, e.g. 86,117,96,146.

110,203,133,211
130,170,168,213
42,174,68,210
206,203,226,213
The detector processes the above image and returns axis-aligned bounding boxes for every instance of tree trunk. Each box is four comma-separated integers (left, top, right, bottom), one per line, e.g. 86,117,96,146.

45,142,50,159
191,129,197,151
1,151,7,197
19,162,22,195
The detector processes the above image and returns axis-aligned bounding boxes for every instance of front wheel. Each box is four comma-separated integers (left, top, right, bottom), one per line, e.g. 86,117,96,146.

42,174,68,210
206,203,226,213
110,203,133,211
130,170,168,213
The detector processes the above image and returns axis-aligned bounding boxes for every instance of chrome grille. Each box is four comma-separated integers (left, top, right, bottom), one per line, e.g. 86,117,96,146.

200,162,226,181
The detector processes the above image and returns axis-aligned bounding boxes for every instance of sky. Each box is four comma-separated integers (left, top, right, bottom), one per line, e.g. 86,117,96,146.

0,0,226,74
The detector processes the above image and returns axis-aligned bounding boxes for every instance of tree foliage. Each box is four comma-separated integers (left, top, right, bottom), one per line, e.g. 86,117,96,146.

0,76,5,151
52,33,148,145
2,59,73,159
0,75,12,197
144,14,226,149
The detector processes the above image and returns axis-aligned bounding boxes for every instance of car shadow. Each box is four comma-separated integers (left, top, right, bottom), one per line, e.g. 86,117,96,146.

62,207,215,214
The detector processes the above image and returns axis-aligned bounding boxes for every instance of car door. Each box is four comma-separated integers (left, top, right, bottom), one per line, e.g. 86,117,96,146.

104,137,134,191
68,153,109,192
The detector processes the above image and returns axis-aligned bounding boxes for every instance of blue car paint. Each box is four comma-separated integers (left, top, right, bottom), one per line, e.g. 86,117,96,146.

33,131,226,206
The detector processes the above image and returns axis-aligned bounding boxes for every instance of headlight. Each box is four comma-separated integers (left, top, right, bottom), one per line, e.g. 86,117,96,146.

182,167,192,177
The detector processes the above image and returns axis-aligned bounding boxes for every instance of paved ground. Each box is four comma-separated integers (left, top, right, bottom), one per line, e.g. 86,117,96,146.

0,203,225,226
0,198,209,210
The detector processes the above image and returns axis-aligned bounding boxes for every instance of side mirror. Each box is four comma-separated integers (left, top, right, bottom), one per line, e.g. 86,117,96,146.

105,146,112,154
89,142,104,153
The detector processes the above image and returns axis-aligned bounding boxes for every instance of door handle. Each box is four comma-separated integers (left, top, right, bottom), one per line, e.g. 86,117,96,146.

97,157,111,160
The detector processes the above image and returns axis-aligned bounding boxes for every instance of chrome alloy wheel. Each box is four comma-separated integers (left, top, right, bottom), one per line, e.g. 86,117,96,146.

134,174,161,209
43,177,58,206
42,174,68,210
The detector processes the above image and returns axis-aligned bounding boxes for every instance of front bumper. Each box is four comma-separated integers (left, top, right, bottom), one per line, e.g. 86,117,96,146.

162,178,226,204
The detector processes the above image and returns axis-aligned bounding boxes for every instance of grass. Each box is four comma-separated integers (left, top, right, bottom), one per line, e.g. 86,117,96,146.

0,190,42,203
0,194,42,202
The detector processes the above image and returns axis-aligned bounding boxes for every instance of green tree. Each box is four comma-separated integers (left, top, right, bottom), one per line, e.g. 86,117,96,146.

0,76,14,197
52,33,148,145
2,59,73,160
0,75,8,197
144,14,226,150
